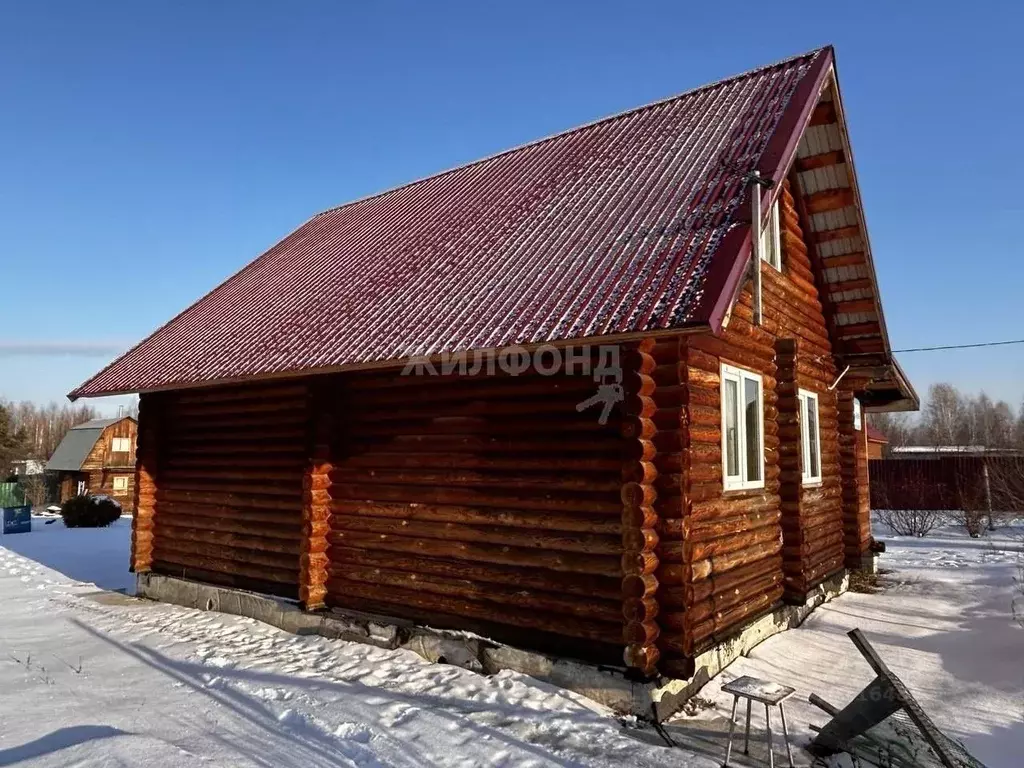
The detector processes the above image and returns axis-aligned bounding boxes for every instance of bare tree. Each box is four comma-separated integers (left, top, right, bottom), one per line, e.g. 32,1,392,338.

1016,397,1024,449
868,412,918,452
923,383,966,446
3,400,99,460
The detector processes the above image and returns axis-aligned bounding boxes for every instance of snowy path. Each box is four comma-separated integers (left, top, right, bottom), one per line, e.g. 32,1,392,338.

1,517,1021,766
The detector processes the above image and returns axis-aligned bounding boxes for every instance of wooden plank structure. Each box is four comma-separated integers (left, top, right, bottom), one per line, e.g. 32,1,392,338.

46,416,139,512
809,629,984,768
73,47,918,681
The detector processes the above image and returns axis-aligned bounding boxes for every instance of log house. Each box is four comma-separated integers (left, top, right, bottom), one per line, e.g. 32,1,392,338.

71,47,917,679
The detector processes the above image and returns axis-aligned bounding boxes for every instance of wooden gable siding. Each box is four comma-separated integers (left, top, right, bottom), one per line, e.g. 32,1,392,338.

134,382,309,598
81,418,137,471
320,363,625,665
88,469,136,510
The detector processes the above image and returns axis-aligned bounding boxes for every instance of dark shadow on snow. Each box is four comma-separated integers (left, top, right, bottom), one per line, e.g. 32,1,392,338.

0,725,127,766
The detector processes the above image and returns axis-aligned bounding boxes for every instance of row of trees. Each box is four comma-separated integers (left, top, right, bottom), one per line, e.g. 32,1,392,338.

870,383,1024,451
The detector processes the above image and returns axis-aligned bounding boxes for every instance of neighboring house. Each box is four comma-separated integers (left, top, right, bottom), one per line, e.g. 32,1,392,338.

10,459,45,476
46,418,137,510
866,425,889,460
69,47,916,683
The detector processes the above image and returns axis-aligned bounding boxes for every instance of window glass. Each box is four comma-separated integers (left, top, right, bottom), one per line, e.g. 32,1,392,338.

760,200,781,270
744,377,762,482
721,364,764,491
724,378,739,478
808,400,820,478
799,389,822,484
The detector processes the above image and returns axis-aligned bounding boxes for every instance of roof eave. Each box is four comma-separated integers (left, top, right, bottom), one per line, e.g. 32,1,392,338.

68,323,714,400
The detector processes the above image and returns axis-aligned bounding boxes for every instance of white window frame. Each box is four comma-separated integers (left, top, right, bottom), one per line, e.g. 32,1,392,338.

720,363,765,491
760,199,782,271
799,389,823,485
112,437,132,453
112,476,129,492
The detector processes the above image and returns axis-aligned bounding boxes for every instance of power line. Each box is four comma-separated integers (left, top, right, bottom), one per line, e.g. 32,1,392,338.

891,338,1024,353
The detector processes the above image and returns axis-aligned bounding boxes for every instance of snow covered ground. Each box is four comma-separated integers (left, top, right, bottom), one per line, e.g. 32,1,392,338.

694,521,1024,767
1,515,1021,767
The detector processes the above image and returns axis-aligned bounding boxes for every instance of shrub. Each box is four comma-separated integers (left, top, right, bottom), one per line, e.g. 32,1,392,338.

875,508,945,537
61,494,122,528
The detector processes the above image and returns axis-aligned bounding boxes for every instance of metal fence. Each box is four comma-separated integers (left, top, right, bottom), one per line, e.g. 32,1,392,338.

869,456,1024,512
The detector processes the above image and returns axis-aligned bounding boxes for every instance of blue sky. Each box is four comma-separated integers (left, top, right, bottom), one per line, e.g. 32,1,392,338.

1,1,1021,415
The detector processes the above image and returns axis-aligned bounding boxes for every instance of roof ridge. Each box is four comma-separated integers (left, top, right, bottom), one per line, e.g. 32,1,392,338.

313,46,831,219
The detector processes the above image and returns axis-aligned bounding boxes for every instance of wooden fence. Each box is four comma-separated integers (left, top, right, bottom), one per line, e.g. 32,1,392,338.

869,457,1024,512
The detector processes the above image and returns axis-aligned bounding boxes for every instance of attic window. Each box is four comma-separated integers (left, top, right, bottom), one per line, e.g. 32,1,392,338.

112,437,132,453
760,199,782,271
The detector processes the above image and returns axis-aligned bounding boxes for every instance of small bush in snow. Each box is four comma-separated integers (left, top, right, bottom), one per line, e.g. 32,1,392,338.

875,508,945,537
61,495,122,528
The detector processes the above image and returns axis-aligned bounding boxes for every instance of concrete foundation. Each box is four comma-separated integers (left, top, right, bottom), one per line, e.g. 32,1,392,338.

136,569,848,721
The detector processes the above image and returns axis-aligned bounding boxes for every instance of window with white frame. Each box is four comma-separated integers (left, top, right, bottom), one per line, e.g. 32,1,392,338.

721,363,765,491
799,389,822,484
853,398,862,431
760,199,782,270
112,476,129,492
112,437,132,453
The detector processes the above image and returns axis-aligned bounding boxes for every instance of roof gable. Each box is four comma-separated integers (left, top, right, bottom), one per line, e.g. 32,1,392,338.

46,426,105,471
46,417,136,471
72,48,840,399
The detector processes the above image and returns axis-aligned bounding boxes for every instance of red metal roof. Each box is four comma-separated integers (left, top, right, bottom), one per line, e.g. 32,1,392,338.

72,48,833,398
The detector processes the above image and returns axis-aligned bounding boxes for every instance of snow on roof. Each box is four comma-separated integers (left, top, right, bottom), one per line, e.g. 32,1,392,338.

71,48,833,398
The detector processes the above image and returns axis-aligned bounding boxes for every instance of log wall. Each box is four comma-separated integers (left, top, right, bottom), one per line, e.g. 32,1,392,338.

323,363,626,665
137,381,310,599
839,393,872,566
680,305,784,654
86,468,135,510
656,178,848,656
764,180,845,600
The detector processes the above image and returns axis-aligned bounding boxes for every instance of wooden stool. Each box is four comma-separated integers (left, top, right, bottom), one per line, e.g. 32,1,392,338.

722,675,796,768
